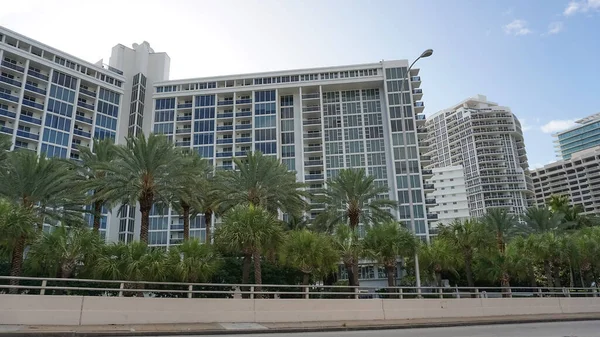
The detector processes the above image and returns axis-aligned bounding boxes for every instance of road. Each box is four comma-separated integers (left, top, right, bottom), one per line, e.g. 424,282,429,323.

159,320,600,337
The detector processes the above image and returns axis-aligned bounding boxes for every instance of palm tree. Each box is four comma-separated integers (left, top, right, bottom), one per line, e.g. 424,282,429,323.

0,200,37,293
547,195,597,230
0,134,10,165
482,208,519,253
332,224,362,287
548,195,570,214
280,230,338,285
438,219,487,288
316,168,396,232
522,207,563,233
94,134,187,243
474,248,516,295
573,227,600,287
214,205,284,290
507,235,538,287
529,232,563,288
0,151,85,289
171,153,212,240
167,239,221,283
363,221,418,287
25,225,104,278
196,174,225,244
79,138,117,232
418,237,461,287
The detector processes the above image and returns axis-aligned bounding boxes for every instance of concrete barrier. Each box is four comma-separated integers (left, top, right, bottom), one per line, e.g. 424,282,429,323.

1,295,599,326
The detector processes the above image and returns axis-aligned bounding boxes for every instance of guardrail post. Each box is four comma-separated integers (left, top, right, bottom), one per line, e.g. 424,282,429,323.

439,288,443,299
593,287,598,298
118,282,124,297
563,287,570,297
188,285,193,299
475,288,480,298
354,288,359,299
40,279,47,295
304,286,309,299
538,288,543,297
250,286,255,299
455,286,460,299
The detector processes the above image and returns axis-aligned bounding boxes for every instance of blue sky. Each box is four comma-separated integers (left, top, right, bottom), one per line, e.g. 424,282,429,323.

2,0,599,167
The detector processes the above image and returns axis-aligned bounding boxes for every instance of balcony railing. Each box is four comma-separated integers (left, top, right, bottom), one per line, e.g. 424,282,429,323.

73,129,91,138
411,76,421,82
235,151,249,156
19,115,42,125
175,141,191,147
176,115,192,121
236,111,252,117
218,165,233,170
216,152,233,158
425,199,436,205
236,124,252,130
305,174,324,180
304,146,323,152
217,113,234,118
0,92,19,103
176,128,191,134
75,115,93,124
25,84,46,95
422,169,433,175
0,126,14,134
414,102,424,107
302,93,320,100
236,137,252,143
0,76,22,87
304,160,323,166
177,103,193,109
217,125,234,131
27,69,49,81
413,88,423,94
304,133,322,139
77,101,95,110
303,119,321,125
427,214,439,220
0,108,16,118
22,100,44,110
236,99,252,104
423,183,434,190
416,114,426,120
16,130,39,140
79,88,97,98
417,127,427,133
1,61,24,73
216,138,233,144
302,106,320,112
217,100,234,106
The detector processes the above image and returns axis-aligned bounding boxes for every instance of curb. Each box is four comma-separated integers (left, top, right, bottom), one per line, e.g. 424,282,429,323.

3,315,600,337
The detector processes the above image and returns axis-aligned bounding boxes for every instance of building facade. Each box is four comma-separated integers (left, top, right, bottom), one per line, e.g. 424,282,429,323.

424,95,533,218
424,165,470,232
531,146,600,215
555,113,600,160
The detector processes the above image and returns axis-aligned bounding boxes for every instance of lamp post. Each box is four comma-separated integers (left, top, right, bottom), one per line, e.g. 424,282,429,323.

399,49,433,294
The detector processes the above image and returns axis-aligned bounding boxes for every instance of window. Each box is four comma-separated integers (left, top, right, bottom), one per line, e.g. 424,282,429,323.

255,103,276,115
194,120,214,132
255,90,276,102
255,129,277,141
195,95,215,107
155,98,175,110
154,110,174,122
345,141,364,154
99,88,120,105
280,95,293,107
194,133,214,145
40,143,67,158
153,123,173,134
97,101,119,118
326,155,343,168
344,115,362,127
325,142,343,155
344,128,363,140
255,142,277,154
365,126,383,139
254,115,276,128
281,145,295,157
44,114,71,132
94,128,116,141
47,99,73,117
281,120,294,132
281,107,294,119
49,85,75,103
346,154,365,167
195,107,215,119
196,145,214,158
281,132,294,144
282,158,295,171
51,71,77,90
96,114,118,130
42,129,69,146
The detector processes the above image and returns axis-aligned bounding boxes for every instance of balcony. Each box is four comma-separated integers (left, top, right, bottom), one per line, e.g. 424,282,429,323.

303,119,321,125
304,160,323,166
0,108,16,118
216,152,233,158
302,93,320,100
75,115,93,124
0,126,14,134
79,87,96,98
425,199,436,205
175,141,191,147
0,92,19,103
411,76,421,82
236,111,252,117
218,165,233,170
22,100,44,110
177,103,193,109
176,128,191,134
0,76,22,88
24,84,46,95
170,238,184,245
236,137,252,143
19,115,42,125
416,114,426,120
427,213,439,220
422,169,433,175
413,88,423,94
423,183,434,190
236,124,252,130
421,155,431,161
27,69,49,81
236,99,252,104
217,100,234,106
304,146,323,153
73,129,91,138
217,112,234,118
1,61,25,73
216,138,233,144
414,101,424,108
235,151,249,156
304,132,322,139
417,127,428,134
77,101,95,111
16,130,39,140
217,125,234,131
305,174,324,181
176,115,192,121
302,106,320,113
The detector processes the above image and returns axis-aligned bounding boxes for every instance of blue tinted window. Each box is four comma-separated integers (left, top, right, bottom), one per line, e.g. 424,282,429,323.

255,90,276,102
194,120,214,132
153,123,174,134
155,98,175,110
49,85,75,103
255,142,277,154
41,143,68,159
196,146,214,158
154,110,175,122
42,129,69,146
195,107,215,119
99,88,120,105
95,114,118,130
97,101,119,118
255,103,276,115
254,115,276,128
47,98,73,117
195,95,215,107
94,128,116,141
51,71,77,90
44,113,72,131
194,133,214,145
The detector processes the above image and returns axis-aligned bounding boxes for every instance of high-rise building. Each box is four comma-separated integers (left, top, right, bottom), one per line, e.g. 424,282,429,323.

531,146,600,215
423,95,533,218
0,26,433,247
424,165,470,232
554,113,600,160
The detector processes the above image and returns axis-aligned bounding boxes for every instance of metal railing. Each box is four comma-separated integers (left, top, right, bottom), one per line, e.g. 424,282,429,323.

0,276,598,300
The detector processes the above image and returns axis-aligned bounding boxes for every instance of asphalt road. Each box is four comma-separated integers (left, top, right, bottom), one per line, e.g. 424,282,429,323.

189,320,600,337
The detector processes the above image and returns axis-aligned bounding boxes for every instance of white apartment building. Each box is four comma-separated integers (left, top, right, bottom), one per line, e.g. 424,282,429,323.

531,146,600,215
424,95,533,217
425,166,470,232
0,26,433,250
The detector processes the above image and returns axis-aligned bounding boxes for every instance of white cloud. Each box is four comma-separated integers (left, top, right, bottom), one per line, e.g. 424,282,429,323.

540,119,579,133
503,20,532,36
547,22,564,34
520,119,533,132
564,0,600,16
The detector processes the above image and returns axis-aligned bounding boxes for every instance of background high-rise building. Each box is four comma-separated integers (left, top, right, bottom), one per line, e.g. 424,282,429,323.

423,95,533,217
554,113,600,160
424,165,470,233
532,146,600,215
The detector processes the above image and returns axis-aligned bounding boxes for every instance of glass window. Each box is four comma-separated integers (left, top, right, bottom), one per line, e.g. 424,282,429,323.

194,133,214,145
194,120,214,132
255,115,276,128
195,107,215,119
281,120,294,132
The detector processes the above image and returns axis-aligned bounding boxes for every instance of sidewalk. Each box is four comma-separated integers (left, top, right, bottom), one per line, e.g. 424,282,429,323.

1,313,599,336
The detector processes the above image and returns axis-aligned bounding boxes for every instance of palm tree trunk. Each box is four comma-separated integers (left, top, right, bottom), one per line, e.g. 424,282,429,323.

242,254,251,283
464,256,475,288
204,210,212,244
385,265,395,288
435,271,443,288
496,233,504,254
529,267,537,288
345,262,355,287
302,273,310,285
580,267,586,288
8,235,25,294
253,251,262,296
139,192,153,244
544,261,553,288
92,199,104,232
569,264,575,288
182,202,190,241
352,260,360,287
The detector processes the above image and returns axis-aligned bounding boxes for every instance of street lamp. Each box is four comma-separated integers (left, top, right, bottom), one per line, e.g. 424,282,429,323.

399,49,433,294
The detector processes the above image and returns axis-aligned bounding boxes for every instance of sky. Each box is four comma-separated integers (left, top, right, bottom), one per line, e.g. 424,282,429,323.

2,0,599,168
